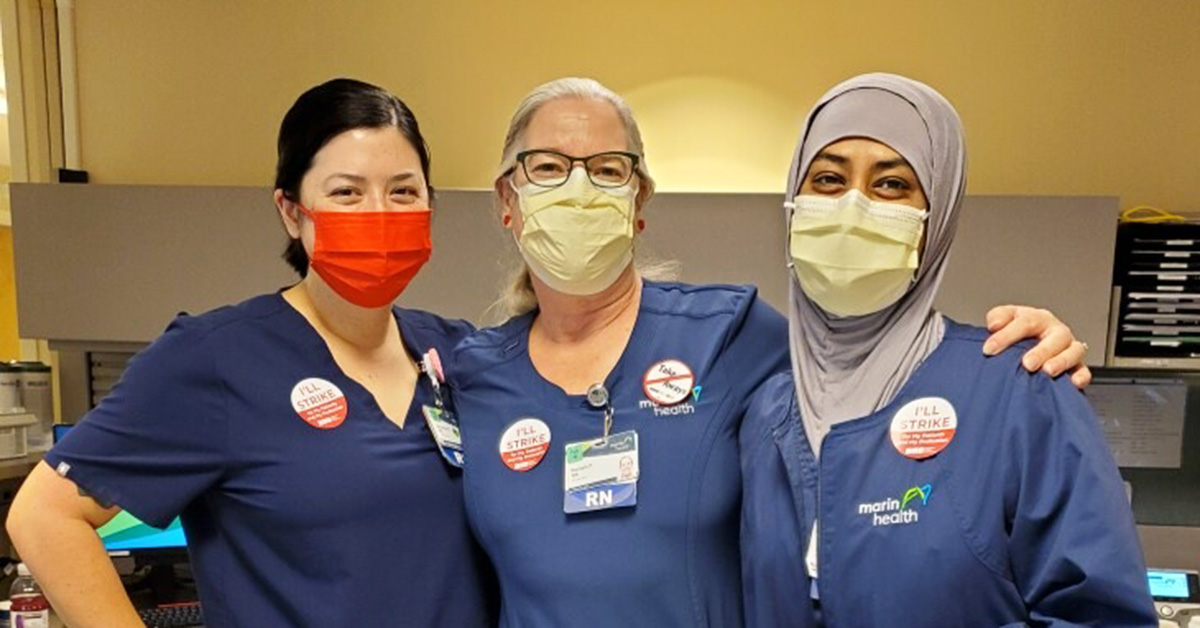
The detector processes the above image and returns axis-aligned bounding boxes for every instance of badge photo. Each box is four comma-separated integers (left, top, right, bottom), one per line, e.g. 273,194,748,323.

498,418,552,472
642,359,695,406
291,377,348,429
890,397,957,459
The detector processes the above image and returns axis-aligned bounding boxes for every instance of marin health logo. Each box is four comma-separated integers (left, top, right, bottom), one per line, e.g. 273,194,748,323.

857,483,933,527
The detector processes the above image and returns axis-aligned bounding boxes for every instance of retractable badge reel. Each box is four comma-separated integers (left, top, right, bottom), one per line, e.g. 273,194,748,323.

562,383,640,514
419,349,464,468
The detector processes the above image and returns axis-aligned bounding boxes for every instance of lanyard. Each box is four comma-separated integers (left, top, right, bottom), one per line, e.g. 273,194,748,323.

420,349,446,410
419,348,464,468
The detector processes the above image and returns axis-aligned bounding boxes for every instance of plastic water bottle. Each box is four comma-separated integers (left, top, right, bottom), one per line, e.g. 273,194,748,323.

8,564,49,628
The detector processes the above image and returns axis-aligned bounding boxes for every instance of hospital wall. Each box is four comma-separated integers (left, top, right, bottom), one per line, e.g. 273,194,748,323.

0,227,18,359
5,0,1200,574
3,0,1191,372
72,0,1200,208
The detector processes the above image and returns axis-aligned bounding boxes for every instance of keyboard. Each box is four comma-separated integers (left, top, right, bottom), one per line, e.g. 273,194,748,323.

138,602,204,627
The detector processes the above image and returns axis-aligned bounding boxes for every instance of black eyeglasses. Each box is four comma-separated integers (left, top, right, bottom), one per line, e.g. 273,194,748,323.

515,149,640,189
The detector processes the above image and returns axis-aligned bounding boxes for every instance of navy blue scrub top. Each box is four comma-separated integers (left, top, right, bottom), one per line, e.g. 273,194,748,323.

740,320,1157,628
46,293,498,628
451,281,789,628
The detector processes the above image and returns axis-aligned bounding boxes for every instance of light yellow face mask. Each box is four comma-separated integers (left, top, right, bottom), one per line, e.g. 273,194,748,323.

512,168,637,296
788,189,928,317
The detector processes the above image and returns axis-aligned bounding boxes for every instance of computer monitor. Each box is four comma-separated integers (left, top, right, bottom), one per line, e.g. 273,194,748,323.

53,423,189,555
1148,569,1200,624
1149,569,1198,601
97,510,187,554
1087,370,1200,528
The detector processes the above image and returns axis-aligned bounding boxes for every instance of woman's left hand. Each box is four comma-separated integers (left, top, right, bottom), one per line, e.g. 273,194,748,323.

983,305,1091,389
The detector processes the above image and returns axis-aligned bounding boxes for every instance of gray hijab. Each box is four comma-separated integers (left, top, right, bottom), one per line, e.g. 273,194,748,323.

785,73,967,455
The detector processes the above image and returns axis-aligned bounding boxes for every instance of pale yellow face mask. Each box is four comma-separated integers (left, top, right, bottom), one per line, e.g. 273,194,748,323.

512,168,637,295
788,189,928,317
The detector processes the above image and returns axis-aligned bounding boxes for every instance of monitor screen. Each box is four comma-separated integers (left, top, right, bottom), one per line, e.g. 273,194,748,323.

1148,569,1200,602
1149,570,1190,598
51,423,73,444
53,424,189,553
96,510,187,553
1091,369,1200,528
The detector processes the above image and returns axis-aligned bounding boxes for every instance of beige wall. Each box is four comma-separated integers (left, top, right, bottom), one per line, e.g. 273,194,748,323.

74,0,1200,209
1,104,14,359
0,226,18,360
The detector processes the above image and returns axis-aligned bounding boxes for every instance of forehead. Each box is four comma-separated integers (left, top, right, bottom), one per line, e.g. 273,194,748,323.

523,97,629,155
813,137,909,166
309,126,421,172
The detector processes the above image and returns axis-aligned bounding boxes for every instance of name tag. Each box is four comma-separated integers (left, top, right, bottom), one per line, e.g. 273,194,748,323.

422,405,464,468
563,430,639,514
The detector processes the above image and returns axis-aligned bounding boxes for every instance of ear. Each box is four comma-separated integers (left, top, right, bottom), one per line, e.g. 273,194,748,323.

633,180,653,233
495,176,517,231
274,189,303,239
634,180,653,215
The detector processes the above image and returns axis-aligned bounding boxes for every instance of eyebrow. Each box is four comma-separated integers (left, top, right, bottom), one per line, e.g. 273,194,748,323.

323,172,419,185
812,151,912,172
873,158,912,172
811,151,847,165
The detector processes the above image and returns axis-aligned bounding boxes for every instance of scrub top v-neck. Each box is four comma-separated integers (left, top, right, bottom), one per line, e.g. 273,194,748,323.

451,280,789,628
47,292,497,628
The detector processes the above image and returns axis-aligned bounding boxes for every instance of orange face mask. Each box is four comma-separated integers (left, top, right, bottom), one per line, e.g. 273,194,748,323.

296,205,433,308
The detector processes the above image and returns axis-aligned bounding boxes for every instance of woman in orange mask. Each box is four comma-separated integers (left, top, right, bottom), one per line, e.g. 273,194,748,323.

6,79,497,628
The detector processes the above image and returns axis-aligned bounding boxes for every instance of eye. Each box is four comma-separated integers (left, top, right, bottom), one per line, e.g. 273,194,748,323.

814,173,841,185
878,178,910,190
809,172,845,192
874,177,916,200
532,162,566,174
330,187,359,197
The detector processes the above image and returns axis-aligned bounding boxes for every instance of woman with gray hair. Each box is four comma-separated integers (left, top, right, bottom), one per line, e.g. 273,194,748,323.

740,73,1156,627
448,76,1092,627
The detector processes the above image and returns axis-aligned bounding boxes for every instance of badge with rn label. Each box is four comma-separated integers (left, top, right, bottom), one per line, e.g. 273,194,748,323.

422,405,464,468
563,430,639,514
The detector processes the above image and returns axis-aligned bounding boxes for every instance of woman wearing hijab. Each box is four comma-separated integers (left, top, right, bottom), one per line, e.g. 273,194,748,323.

740,73,1157,627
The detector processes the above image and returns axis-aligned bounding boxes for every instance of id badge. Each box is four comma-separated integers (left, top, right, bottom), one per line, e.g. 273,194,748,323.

563,430,639,514
422,405,464,468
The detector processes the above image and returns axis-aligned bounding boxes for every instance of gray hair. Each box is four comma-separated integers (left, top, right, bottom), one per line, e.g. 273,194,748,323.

488,77,672,322
495,77,656,194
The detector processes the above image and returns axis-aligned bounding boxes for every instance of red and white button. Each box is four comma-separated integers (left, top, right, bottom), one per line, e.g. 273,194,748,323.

291,378,348,430
890,397,957,460
643,359,695,406
498,418,551,471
